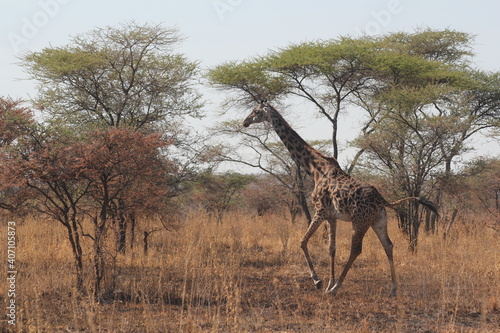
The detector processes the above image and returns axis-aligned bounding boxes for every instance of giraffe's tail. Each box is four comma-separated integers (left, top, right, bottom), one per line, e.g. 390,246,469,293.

386,196,439,216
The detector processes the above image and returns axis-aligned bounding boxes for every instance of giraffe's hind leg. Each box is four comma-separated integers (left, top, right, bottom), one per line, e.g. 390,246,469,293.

326,224,368,294
325,218,337,292
371,210,398,296
300,213,324,289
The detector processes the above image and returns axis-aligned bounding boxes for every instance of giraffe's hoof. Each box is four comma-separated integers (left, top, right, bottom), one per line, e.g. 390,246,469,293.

326,279,334,291
325,288,336,295
325,281,341,295
325,286,338,295
314,279,323,290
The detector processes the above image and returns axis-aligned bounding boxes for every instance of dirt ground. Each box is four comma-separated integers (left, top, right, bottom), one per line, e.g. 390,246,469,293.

1,213,498,332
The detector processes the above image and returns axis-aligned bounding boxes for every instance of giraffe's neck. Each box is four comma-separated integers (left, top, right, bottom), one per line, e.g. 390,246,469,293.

268,106,342,176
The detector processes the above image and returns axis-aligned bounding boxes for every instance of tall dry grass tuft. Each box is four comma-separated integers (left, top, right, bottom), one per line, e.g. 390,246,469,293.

0,211,498,332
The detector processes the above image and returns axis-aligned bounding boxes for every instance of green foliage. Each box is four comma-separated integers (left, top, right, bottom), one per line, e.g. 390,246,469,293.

21,22,203,131
266,37,375,81
377,28,474,63
208,36,378,107
22,47,107,79
207,60,289,104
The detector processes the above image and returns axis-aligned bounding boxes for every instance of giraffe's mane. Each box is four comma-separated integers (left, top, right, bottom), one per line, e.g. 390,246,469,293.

268,105,342,170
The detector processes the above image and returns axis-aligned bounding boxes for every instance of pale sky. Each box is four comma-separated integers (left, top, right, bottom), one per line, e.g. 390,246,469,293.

1,0,499,167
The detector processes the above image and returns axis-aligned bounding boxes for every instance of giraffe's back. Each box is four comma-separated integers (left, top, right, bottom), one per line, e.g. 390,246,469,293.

312,171,386,223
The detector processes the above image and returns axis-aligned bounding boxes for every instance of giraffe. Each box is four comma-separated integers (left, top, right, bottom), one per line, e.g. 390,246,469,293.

243,100,438,296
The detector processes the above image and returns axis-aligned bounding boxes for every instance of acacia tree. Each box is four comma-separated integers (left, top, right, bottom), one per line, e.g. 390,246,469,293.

1,115,173,298
73,127,171,300
353,31,500,245
264,38,376,159
428,70,500,231
20,22,205,252
208,37,374,158
351,43,455,248
208,37,373,222
207,29,477,164
21,21,203,132
354,87,448,250
1,121,90,292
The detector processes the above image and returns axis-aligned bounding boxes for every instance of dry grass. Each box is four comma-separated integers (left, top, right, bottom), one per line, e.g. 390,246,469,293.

1,211,499,332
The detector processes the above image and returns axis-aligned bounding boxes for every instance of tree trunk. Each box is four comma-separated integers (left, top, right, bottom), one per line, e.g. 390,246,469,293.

143,231,150,255
397,201,423,252
331,97,341,159
443,209,458,239
425,189,440,234
298,191,311,225
496,189,499,211
397,210,409,237
332,121,338,159
409,201,421,253
288,200,301,224
94,196,108,302
65,216,84,294
129,212,136,250
93,219,105,302
347,148,365,175
115,199,127,254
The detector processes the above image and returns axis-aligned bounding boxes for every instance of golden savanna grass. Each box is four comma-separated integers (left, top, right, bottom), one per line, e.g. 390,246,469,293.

0,211,499,332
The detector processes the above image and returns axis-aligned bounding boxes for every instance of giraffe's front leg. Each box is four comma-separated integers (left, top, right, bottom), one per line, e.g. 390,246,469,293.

300,214,324,289
301,239,322,289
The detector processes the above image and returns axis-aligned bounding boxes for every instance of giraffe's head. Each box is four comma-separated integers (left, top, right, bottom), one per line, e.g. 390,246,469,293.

243,100,271,127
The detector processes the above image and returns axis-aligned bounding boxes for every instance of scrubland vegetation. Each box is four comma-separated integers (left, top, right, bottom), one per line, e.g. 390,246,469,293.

1,210,498,332
1,22,499,332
